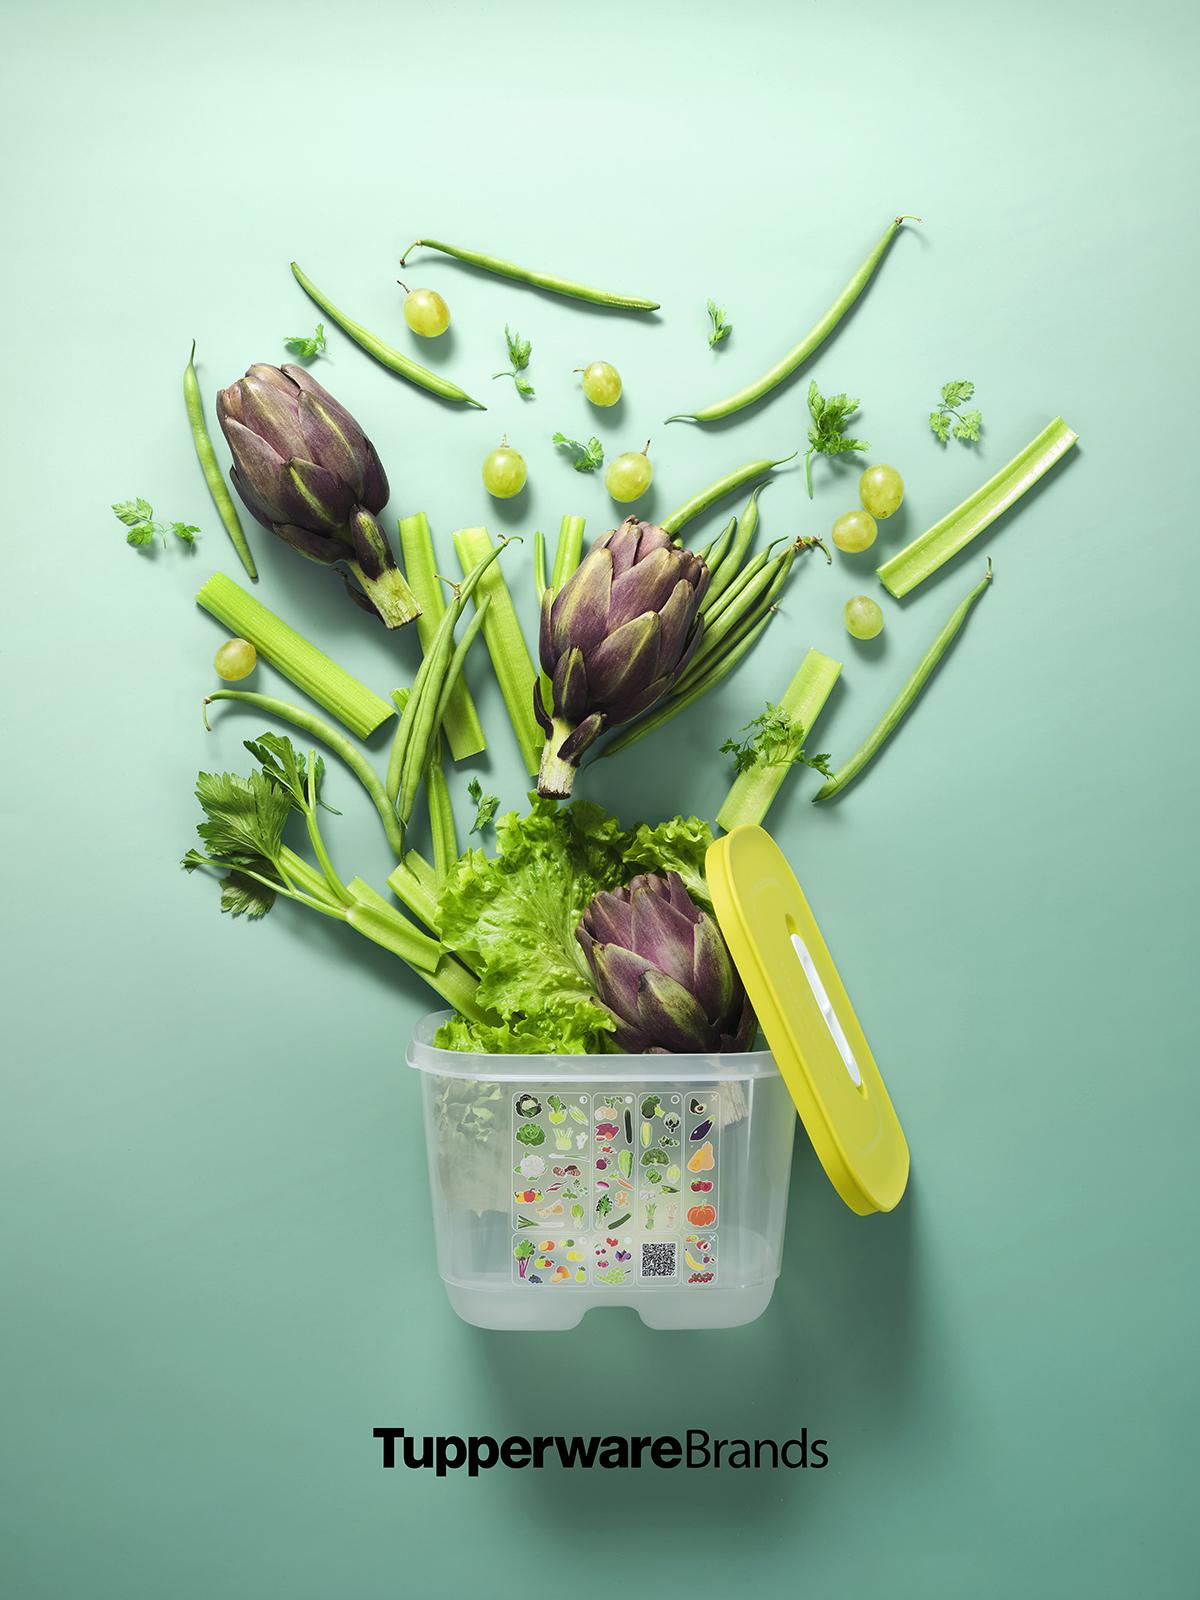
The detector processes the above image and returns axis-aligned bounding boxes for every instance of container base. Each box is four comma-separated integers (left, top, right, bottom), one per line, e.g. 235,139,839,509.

443,1277,779,1331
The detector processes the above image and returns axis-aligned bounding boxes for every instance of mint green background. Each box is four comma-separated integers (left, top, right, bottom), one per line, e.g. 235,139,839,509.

2,1,1196,1594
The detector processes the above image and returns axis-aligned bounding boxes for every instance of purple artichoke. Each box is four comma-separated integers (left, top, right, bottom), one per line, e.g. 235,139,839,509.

217,364,419,628
577,871,754,1054
534,519,708,796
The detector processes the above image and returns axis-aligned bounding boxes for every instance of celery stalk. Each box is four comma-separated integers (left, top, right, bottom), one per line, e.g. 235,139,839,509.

452,527,542,776
345,877,485,1018
550,515,586,592
398,514,487,760
386,857,442,934
716,650,842,832
877,418,1077,598
196,572,394,739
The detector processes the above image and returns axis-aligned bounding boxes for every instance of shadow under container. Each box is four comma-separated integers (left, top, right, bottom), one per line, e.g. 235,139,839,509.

409,1015,795,1330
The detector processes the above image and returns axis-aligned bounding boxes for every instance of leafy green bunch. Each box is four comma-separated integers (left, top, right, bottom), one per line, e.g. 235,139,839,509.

929,380,982,444
804,382,869,497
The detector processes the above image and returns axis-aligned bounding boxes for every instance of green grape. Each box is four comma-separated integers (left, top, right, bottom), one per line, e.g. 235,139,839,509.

580,361,622,406
402,286,451,338
831,509,877,553
482,438,527,498
859,463,904,518
605,442,653,503
213,637,257,681
844,595,884,640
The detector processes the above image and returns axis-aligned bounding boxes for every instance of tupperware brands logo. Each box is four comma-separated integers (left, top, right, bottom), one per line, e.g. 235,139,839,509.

372,1428,828,1476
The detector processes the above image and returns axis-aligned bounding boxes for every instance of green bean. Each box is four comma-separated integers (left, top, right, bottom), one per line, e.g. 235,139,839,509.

702,539,787,631
701,487,766,613
424,734,458,882
398,513,486,759
694,515,736,570
598,607,778,761
290,262,486,409
666,216,920,424
815,562,993,801
661,454,795,537
684,548,796,683
203,689,406,859
399,600,492,831
184,343,257,580
453,527,542,776
399,238,660,312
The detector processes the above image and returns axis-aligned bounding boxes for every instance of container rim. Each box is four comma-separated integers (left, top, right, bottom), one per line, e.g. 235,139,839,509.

406,1010,780,1083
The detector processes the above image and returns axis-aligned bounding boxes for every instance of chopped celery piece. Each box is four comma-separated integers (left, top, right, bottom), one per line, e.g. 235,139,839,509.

346,877,484,1017
398,513,487,760
877,418,1077,597
716,650,842,832
386,856,442,934
550,515,586,593
196,572,393,739
425,732,458,882
452,527,542,776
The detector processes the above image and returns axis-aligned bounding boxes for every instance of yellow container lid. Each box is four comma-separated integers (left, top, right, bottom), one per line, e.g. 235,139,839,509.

706,825,909,1216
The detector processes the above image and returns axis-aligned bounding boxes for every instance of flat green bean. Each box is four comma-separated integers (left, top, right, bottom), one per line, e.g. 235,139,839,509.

290,263,486,408
666,216,920,424
815,562,993,801
184,343,257,580
399,238,660,312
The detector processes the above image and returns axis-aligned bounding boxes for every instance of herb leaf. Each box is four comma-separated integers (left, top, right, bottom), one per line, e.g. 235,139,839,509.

803,382,868,497
930,380,983,446
720,703,833,778
493,325,534,396
170,521,200,546
192,768,293,866
112,497,154,527
285,323,326,360
112,499,201,553
552,432,604,473
219,870,277,919
706,299,732,348
467,775,500,835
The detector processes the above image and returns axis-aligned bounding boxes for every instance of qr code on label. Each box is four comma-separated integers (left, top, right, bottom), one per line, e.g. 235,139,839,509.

640,1240,678,1279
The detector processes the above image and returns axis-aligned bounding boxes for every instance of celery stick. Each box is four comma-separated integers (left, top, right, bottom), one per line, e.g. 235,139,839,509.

196,572,393,739
386,858,442,934
344,877,444,973
398,513,487,760
877,418,1077,597
716,650,842,832
346,878,485,1018
453,527,542,776
550,515,586,593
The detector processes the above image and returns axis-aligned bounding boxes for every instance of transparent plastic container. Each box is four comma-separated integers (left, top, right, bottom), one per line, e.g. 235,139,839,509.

408,1011,797,1330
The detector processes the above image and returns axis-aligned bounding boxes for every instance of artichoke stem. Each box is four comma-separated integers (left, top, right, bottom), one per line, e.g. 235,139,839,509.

537,718,578,798
346,560,422,629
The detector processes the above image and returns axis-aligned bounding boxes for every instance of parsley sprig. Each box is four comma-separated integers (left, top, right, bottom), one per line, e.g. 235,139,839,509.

284,323,326,361
707,299,732,348
494,326,534,396
803,382,869,497
467,776,500,835
929,380,982,444
720,704,833,778
552,432,604,473
111,498,199,551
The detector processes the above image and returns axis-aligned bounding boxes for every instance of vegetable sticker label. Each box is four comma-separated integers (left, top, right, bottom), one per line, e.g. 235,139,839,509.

511,1088,718,1287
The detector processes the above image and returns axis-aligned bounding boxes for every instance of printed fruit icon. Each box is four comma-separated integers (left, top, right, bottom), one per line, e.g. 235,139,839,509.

690,1179,713,1192
553,1265,572,1282
686,1141,715,1173
684,1248,707,1273
687,1203,717,1227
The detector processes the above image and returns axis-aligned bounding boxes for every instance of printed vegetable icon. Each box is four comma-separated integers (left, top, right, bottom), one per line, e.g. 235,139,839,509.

687,1204,717,1227
216,364,421,628
515,1189,543,1205
515,1094,541,1118
515,1123,546,1147
548,1095,567,1124
687,1141,715,1173
595,1121,620,1140
517,1154,546,1179
533,520,709,797
641,1095,663,1120
618,1150,633,1180
690,1118,713,1141
514,1240,534,1278
577,871,755,1052
641,1147,668,1167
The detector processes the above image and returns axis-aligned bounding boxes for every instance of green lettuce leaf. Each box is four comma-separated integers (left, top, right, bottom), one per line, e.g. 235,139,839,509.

622,815,714,908
436,794,626,1050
